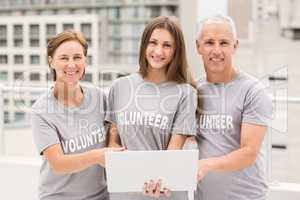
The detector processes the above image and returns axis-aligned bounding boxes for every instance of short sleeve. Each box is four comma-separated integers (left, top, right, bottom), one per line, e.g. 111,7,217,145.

31,111,60,155
105,84,117,124
242,84,273,126
171,85,197,136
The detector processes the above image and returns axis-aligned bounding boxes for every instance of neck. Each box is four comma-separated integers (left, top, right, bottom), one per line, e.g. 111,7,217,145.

53,81,83,107
207,67,238,84
144,68,167,84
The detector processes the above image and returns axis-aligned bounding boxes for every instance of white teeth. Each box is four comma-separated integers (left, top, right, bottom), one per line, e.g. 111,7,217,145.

210,58,223,62
152,56,164,62
65,72,75,76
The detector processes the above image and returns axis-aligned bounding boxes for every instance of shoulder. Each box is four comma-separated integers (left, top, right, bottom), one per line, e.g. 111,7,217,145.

31,90,52,111
177,83,197,99
109,73,140,93
82,84,107,99
238,72,268,94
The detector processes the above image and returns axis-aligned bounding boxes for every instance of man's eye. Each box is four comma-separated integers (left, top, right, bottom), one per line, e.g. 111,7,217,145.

221,42,229,46
205,41,214,45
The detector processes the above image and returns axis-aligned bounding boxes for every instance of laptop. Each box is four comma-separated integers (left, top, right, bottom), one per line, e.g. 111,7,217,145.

105,149,198,199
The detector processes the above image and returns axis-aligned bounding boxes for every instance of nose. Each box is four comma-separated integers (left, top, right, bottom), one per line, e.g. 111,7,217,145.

211,44,222,55
153,44,163,55
66,59,76,68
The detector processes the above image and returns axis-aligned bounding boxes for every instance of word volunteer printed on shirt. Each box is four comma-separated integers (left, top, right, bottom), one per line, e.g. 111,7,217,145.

61,126,106,154
199,114,233,130
116,111,169,129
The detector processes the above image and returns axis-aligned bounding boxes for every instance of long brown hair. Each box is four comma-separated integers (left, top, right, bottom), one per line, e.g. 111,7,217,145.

139,16,195,86
47,30,88,81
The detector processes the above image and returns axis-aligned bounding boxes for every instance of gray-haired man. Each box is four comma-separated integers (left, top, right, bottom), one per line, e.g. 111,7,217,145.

195,15,272,200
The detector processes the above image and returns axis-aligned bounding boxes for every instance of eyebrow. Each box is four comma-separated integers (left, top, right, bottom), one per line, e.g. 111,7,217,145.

57,53,83,57
149,38,173,44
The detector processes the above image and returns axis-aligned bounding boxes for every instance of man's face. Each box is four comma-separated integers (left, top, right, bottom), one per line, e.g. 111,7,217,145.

196,22,238,75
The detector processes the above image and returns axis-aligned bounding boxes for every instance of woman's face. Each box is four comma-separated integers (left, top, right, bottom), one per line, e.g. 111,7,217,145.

145,28,175,72
49,40,86,85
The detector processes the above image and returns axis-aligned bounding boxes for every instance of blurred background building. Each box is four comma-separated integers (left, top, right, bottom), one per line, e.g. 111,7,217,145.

0,0,300,199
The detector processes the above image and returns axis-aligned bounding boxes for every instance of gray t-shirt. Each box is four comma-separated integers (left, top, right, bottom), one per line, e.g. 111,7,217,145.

195,72,272,200
106,73,197,200
31,85,108,200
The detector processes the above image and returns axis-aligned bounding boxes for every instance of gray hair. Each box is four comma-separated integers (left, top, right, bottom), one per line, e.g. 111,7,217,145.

196,14,237,40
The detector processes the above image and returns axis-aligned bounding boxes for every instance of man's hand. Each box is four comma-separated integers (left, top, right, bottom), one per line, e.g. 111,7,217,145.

197,159,210,181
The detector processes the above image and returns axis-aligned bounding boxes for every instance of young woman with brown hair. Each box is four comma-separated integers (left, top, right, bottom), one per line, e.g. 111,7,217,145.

106,16,198,200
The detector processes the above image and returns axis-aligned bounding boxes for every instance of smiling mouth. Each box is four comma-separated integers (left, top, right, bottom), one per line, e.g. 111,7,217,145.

209,58,224,62
151,56,165,62
64,71,77,76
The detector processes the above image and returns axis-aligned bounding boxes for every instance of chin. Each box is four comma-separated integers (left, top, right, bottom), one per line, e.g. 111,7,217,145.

206,65,226,73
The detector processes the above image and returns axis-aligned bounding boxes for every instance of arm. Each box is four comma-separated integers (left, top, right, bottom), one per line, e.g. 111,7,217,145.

107,123,122,148
43,144,123,175
197,123,267,180
167,134,188,150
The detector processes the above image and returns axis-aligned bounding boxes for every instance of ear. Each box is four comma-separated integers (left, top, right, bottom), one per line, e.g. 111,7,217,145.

233,39,239,51
196,40,202,55
48,56,54,68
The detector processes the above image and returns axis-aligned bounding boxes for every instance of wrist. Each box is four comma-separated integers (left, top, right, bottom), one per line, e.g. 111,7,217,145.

199,159,213,173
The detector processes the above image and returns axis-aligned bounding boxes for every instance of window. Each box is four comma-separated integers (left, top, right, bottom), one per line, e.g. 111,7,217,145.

81,23,92,37
14,111,25,122
109,7,121,19
30,55,40,64
0,25,7,37
30,24,39,47
30,72,40,81
46,24,56,35
4,98,9,105
82,73,92,82
0,71,8,81
99,73,112,81
14,99,25,106
112,24,121,36
0,54,8,64
4,111,9,124
0,39,6,47
46,24,56,36
13,72,24,80
14,55,23,64
13,24,23,36
30,39,39,47
112,39,121,51
14,39,23,47
150,6,161,18
29,24,39,37
63,23,74,31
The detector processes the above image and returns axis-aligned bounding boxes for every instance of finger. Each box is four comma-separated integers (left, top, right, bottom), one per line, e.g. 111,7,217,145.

143,182,148,195
149,180,156,196
154,180,162,198
113,147,125,151
147,180,153,195
163,188,171,197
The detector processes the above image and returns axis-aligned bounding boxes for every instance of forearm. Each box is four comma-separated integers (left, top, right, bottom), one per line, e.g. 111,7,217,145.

47,149,100,175
200,147,257,173
167,134,188,150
